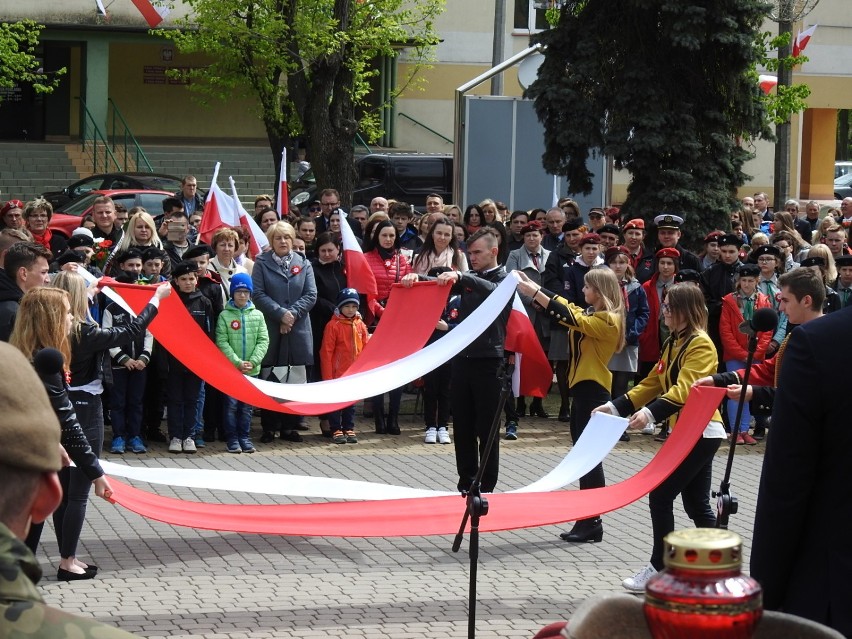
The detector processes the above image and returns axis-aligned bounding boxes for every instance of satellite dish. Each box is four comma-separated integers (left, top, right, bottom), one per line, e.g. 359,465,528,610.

517,53,545,90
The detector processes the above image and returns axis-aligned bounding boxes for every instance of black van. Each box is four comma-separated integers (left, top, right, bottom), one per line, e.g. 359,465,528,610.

290,153,453,211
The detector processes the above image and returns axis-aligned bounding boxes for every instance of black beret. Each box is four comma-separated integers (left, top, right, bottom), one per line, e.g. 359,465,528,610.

718,234,743,248
56,250,87,267
562,218,583,233
737,263,761,277
67,234,94,249
675,269,701,283
800,256,825,268
142,247,166,263
172,261,199,279
116,247,144,264
834,254,852,268
750,245,780,260
599,224,621,236
182,244,214,260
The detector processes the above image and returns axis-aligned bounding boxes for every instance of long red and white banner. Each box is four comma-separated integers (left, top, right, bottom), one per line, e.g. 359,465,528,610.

102,387,725,536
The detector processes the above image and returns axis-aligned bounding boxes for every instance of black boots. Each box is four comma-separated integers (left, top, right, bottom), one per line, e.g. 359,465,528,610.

559,517,603,543
530,397,549,418
386,412,401,435
516,397,527,417
374,413,386,434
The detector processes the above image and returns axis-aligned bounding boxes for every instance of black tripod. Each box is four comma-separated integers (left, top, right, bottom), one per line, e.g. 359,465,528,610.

714,308,778,528
451,357,515,639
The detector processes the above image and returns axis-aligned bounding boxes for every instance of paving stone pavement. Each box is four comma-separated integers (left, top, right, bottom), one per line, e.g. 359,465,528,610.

36,406,767,638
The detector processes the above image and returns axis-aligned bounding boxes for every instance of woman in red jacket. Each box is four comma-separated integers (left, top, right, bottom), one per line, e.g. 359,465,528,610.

363,220,411,435
720,262,771,445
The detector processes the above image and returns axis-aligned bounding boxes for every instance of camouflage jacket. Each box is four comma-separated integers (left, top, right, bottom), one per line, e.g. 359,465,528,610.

0,522,136,638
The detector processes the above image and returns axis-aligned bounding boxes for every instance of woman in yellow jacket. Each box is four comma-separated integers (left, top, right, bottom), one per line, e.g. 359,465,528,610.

594,283,725,592
516,265,625,544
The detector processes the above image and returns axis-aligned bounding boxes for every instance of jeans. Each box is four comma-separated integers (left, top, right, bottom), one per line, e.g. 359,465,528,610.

725,359,753,433
223,395,252,442
328,404,356,431
649,436,721,570
110,367,147,440
167,368,202,440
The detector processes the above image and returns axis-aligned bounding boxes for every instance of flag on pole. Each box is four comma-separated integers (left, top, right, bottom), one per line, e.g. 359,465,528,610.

229,176,270,258
276,149,289,219
758,74,778,95
338,211,378,297
95,0,107,16
130,0,170,27
793,24,817,58
199,163,233,246
506,294,552,398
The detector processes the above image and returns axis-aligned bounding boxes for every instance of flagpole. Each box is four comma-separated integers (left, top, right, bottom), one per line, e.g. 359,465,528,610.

197,162,222,245
277,148,287,219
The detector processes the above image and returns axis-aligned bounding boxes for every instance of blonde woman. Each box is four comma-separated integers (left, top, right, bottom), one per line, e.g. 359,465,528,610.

516,266,625,544
113,210,169,277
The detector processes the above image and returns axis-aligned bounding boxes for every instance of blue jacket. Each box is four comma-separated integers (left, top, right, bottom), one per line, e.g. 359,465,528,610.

624,278,650,347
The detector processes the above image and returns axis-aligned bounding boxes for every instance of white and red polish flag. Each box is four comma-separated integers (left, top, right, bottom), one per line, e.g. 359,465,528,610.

130,0,170,28
339,211,377,297
793,24,817,58
229,176,270,258
199,163,234,246
758,75,778,95
276,149,289,219
506,293,552,398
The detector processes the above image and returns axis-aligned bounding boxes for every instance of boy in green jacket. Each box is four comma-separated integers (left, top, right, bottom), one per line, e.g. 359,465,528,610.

215,273,269,453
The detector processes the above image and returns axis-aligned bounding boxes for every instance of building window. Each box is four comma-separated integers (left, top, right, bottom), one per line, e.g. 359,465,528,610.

514,0,555,32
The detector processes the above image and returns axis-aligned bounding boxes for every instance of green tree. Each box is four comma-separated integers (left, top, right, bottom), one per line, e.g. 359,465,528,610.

528,0,774,247
160,0,443,204
0,21,65,102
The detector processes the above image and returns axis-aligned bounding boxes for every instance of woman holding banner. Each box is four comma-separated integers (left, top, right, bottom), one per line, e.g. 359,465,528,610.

593,283,725,592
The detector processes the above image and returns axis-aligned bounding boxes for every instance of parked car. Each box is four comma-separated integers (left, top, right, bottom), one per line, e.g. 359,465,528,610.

49,189,175,237
41,172,181,210
835,173,852,200
835,161,852,180
290,153,453,212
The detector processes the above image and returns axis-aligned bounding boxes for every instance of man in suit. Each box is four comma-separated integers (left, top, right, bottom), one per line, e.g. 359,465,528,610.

750,302,852,637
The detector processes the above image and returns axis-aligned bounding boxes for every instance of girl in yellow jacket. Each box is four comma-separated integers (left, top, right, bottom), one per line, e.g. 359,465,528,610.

515,265,625,544
594,283,725,593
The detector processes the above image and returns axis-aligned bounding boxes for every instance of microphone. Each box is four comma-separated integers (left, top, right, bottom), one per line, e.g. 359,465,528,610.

33,348,66,379
738,307,779,338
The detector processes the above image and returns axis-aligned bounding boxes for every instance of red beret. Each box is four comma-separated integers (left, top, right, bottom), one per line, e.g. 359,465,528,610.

578,233,601,247
520,221,543,235
1,199,24,216
604,245,631,263
703,230,724,243
655,247,680,261
622,218,645,231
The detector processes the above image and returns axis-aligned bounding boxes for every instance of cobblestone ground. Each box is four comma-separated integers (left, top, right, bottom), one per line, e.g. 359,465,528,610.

37,398,766,638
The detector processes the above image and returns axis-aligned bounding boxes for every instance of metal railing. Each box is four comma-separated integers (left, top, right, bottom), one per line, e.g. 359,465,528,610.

354,132,372,154
108,98,153,173
398,112,454,145
77,97,121,174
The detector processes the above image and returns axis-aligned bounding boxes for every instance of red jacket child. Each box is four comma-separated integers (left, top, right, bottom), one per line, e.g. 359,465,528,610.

720,290,772,361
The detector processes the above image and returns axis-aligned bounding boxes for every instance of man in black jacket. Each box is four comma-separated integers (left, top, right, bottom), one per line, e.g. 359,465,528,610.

750,302,852,637
700,233,743,365
652,214,701,273
408,228,512,493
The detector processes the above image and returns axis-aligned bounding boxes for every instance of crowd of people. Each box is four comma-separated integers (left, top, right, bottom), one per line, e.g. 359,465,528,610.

1,182,851,624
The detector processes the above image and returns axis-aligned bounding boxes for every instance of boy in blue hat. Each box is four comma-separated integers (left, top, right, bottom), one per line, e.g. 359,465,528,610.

215,273,269,453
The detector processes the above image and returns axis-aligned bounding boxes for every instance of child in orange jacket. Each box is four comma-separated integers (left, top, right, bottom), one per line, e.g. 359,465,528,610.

320,288,370,443
719,262,772,444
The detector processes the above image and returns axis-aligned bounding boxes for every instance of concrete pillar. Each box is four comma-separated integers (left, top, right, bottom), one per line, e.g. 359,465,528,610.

83,38,110,137
800,108,837,200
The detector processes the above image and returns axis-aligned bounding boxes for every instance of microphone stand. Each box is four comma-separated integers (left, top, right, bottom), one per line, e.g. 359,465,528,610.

714,332,758,529
452,356,515,639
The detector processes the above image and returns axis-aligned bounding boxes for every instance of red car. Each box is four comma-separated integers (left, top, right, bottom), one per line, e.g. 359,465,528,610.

49,189,175,237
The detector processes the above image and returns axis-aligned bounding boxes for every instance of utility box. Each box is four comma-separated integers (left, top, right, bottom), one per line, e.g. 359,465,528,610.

460,95,607,213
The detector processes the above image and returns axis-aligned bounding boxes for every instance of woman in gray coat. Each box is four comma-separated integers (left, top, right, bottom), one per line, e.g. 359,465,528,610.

252,221,317,442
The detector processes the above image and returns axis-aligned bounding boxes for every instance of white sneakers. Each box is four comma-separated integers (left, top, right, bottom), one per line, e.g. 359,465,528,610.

169,437,197,453
640,423,656,435
622,564,657,592
425,427,452,444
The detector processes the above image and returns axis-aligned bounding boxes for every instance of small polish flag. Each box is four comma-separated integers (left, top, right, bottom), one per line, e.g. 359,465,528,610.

95,0,107,16
277,149,289,219
130,0,170,28
199,163,237,245
758,75,778,95
506,294,552,398
793,24,817,58
229,176,270,258
339,211,378,297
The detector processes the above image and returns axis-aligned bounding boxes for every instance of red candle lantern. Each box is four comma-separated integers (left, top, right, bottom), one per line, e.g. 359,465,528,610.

643,529,762,639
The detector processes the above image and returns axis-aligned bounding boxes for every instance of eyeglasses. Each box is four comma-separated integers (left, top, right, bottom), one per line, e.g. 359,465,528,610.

321,201,340,208
308,206,321,212
757,257,776,263
773,243,790,250
661,303,674,314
